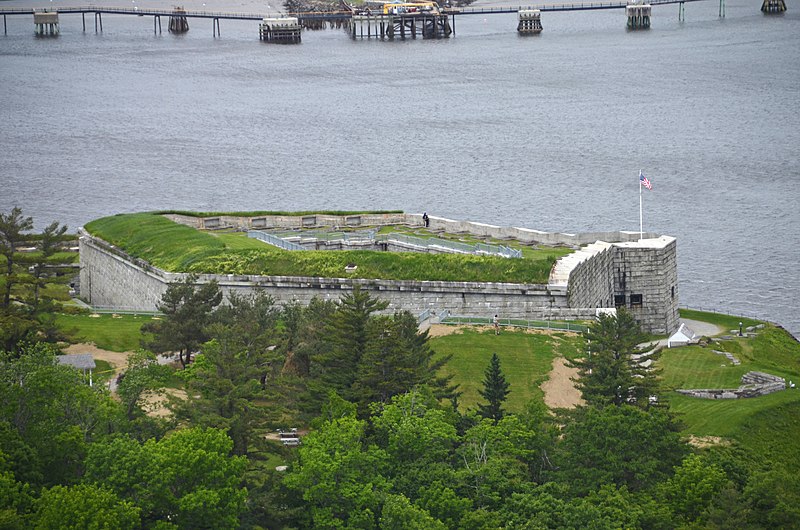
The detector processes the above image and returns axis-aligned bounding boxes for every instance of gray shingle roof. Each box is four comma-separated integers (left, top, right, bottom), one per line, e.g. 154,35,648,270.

57,354,96,370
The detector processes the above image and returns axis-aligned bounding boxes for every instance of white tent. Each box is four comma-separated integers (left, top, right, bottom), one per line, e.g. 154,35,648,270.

667,322,698,348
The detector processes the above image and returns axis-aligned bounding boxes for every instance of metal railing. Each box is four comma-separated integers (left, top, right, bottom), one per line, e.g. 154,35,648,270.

248,230,306,251
440,314,589,333
378,233,522,259
254,229,521,259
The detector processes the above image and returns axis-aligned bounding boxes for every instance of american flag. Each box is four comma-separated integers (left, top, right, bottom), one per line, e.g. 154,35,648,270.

639,171,652,190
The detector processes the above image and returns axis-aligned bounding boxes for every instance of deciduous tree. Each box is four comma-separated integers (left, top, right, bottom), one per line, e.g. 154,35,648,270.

33,483,140,530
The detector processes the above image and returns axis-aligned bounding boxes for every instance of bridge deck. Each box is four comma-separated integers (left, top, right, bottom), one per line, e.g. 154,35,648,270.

1,0,710,21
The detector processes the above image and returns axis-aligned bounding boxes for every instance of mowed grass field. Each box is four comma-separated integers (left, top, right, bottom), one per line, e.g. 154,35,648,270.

429,327,583,413
659,318,800,471
56,313,151,352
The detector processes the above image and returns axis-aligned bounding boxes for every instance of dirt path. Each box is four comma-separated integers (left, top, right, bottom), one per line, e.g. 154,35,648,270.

541,357,584,409
62,343,133,377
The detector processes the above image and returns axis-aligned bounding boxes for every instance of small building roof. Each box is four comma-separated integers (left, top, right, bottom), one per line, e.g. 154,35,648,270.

667,323,698,347
57,354,96,370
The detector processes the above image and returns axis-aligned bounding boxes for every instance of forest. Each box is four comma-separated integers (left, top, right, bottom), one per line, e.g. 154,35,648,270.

1,207,799,529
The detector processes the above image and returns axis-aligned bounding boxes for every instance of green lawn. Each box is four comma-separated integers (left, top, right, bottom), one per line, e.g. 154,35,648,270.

430,328,579,413
660,325,800,391
85,213,570,284
56,313,150,352
660,346,749,390
93,359,116,385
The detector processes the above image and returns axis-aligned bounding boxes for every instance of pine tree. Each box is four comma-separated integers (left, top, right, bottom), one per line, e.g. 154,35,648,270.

315,286,388,397
478,353,510,423
0,207,34,308
141,275,222,368
569,308,661,408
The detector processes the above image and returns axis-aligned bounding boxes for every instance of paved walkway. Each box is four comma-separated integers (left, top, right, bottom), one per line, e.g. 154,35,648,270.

681,318,724,338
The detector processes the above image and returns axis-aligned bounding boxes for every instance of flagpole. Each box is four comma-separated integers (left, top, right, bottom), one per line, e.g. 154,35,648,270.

639,170,643,240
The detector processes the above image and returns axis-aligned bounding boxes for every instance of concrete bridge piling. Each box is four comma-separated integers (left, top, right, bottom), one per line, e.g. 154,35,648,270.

626,2,651,29
761,0,787,13
33,10,59,36
517,9,543,34
169,6,189,33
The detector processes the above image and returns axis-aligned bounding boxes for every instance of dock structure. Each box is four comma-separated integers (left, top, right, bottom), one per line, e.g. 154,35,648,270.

259,17,302,43
351,2,451,40
33,10,59,36
761,0,787,13
517,9,542,34
626,1,651,29
169,6,189,33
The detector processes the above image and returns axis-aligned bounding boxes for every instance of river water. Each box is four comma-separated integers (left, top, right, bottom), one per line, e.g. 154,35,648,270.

1,0,798,336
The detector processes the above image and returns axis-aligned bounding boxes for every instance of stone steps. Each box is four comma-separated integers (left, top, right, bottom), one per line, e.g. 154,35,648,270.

548,241,613,287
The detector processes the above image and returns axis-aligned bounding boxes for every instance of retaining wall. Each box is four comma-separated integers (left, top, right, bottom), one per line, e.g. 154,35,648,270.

677,371,786,399
79,230,572,318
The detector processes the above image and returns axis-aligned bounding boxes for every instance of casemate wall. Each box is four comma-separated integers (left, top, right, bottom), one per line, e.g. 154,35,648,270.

79,214,679,333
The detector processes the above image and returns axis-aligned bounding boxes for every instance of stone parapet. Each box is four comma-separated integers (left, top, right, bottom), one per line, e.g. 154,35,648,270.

164,212,658,247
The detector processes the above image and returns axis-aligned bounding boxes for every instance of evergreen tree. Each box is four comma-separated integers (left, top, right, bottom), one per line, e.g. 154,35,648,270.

314,286,388,397
569,308,660,408
30,221,68,308
141,275,222,368
478,353,510,423
352,311,458,414
0,207,33,309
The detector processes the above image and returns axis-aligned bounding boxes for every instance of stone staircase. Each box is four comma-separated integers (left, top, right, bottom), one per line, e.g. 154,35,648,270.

548,241,613,287
711,349,741,366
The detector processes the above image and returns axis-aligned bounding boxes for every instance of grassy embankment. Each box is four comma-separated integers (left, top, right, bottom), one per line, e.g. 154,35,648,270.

662,310,800,470
85,213,572,283
429,327,583,413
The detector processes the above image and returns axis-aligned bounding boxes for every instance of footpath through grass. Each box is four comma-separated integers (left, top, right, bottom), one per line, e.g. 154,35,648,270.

430,327,581,413
85,213,571,284
679,308,762,333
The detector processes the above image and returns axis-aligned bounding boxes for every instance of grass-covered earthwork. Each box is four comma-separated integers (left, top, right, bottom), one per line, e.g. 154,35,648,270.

85,213,573,283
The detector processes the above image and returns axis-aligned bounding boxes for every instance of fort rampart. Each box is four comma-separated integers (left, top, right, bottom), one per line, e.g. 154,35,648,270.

79,213,679,333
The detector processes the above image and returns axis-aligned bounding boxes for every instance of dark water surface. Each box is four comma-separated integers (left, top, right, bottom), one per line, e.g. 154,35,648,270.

2,0,799,336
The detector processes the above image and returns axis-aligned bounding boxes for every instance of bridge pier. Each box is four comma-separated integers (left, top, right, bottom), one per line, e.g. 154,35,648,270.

259,17,301,43
33,10,59,36
352,11,449,40
94,12,103,33
761,0,787,13
517,9,542,34
678,2,684,22
4,14,7,35
212,17,220,37
719,0,725,17
626,2,651,30
169,7,189,33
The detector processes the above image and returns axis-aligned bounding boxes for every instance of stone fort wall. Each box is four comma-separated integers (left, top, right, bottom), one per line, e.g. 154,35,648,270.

79,213,678,333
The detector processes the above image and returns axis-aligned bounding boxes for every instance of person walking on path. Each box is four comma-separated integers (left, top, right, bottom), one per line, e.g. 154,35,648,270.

422,212,430,228
493,314,500,335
